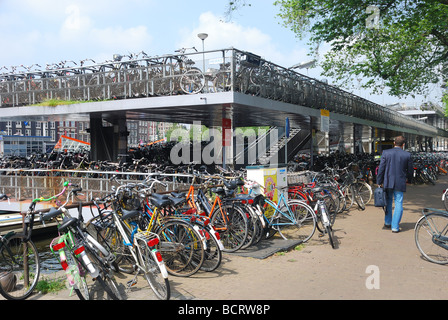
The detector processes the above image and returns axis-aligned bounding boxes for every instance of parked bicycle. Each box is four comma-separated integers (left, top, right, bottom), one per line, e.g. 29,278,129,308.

44,185,123,300
161,47,205,94
415,207,448,264
89,180,170,299
0,182,72,300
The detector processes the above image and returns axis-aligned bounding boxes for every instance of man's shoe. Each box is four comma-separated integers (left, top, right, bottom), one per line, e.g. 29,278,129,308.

392,228,401,233
383,224,391,229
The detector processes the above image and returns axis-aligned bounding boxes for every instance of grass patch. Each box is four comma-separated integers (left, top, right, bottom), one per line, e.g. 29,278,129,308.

32,98,103,107
35,276,66,294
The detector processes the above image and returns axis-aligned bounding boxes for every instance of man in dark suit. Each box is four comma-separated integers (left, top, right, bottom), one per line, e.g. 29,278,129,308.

376,135,413,233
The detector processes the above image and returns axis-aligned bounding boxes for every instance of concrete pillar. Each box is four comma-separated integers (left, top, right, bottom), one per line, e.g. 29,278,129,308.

113,117,128,162
89,113,128,162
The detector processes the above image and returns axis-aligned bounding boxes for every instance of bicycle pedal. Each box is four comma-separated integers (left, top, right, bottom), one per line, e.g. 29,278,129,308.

126,278,138,288
318,233,324,238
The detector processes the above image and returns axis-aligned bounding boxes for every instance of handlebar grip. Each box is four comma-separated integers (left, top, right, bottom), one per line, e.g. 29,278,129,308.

73,187,83,193
42,207,63,221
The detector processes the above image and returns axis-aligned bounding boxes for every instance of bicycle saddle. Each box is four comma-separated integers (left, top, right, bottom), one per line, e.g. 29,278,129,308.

170,192,186,198
121,209,140,221
223,179,243,190
149,196,171,208
211,187,225,194
168,196,186,207
58,217,78,233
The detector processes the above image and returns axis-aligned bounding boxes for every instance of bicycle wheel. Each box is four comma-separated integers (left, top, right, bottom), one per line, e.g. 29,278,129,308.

65,249,90,300
443,191,448,211
180,68,205,94
0,234,40,300
248,206,265,245
239,204,259,249
415,213,448,264
135,236,170,300
315,197,337,233
325,225,336,249
104,225,135,274
275,200,316,243
94,272,122,300
324,186,341,214
352,185,366,210
196,224,222,272
344,187,355,211
210,204,248,252
213,72,231,92
354,181,372,205
157,219,205,277
84,246,122,300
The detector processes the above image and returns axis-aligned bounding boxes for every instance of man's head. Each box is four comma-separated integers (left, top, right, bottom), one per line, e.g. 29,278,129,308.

394,135,406,148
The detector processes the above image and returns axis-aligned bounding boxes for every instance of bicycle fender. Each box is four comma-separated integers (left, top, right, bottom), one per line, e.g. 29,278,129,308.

151,249,168,279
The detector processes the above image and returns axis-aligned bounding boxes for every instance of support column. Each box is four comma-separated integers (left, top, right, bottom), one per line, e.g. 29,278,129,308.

89,114,128,162
89,114,112,161
114,117,128,162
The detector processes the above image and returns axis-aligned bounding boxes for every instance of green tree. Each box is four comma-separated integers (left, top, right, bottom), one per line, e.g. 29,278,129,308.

227,0,448,108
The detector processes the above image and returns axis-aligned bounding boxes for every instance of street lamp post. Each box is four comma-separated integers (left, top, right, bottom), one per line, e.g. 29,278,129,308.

197,33,208,89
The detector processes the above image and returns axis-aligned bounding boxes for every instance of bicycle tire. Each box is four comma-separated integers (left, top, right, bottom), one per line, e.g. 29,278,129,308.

325,225,336,249
99,220,134,274
135,237,170,300
210,203,248,252
315,197,337,233
353,181,372,204
345,187,355,211
94,272,122,300
239,204,259,249
249,207,265,245
415,213,448,264
325,186,341,214
83,245,122,300
157,219,205,277
0,233,40,300
180,68,205,94
197,225,222,272
213,72,231,92
443,191,448,211
58,244,91,300
275,200,316,243
352,185,366,210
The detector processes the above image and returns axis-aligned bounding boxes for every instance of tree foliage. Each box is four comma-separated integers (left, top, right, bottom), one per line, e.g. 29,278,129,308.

274,0,448,98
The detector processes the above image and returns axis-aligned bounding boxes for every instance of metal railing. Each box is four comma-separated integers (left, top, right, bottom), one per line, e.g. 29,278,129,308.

0,48,443,136
0,169,192,201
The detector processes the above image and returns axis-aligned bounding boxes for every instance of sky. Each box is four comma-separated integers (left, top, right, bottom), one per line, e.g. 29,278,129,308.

0,0,444,107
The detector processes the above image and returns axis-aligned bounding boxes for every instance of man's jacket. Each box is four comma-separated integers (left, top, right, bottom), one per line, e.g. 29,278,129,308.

376,147,413,192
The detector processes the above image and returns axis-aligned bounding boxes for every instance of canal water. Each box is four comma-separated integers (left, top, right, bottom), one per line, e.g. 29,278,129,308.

34,234,64,274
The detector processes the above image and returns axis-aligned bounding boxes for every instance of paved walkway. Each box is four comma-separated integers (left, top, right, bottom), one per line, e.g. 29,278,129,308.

24,176,448,300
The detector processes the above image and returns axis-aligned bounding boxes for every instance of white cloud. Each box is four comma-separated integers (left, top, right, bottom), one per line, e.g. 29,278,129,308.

176,12,314,70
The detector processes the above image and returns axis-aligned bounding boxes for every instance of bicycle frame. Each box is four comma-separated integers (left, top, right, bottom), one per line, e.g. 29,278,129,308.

111,205,168,280
263,190,297,229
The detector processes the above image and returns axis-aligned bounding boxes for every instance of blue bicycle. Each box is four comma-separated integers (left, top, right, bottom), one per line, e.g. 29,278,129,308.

248,184,317,243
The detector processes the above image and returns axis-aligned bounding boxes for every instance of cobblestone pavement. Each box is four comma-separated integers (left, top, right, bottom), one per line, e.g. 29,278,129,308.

12,176,448,301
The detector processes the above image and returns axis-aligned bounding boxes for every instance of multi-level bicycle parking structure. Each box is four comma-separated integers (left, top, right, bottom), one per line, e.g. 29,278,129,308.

0,47,443,139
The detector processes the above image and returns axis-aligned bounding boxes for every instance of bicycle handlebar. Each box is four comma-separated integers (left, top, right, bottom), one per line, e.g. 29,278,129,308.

31,181,78,204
